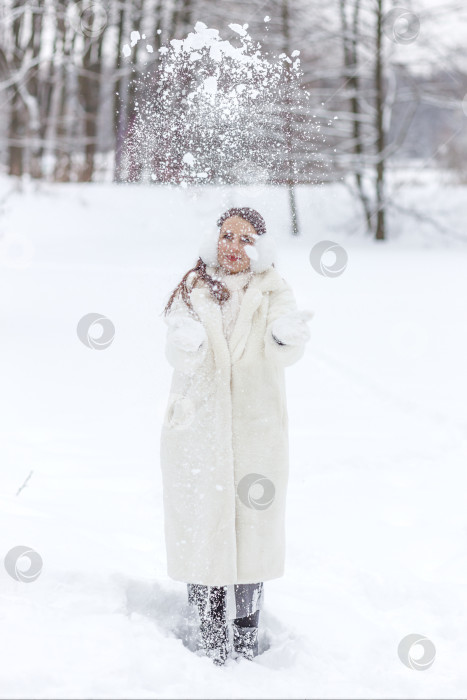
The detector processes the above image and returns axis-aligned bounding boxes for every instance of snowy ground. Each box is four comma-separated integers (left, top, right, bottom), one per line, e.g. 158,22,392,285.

1,174,466,698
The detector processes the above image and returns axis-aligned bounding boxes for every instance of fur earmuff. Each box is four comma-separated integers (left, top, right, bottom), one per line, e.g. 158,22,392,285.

198,227,276,272
247,233,276,273
198,227,220,267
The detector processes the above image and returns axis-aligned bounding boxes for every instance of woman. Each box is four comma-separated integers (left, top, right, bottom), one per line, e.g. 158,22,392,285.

160,207,313,666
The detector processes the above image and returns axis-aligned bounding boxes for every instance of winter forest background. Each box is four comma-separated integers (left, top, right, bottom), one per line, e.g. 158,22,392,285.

1,0,467,698
1,0,467,238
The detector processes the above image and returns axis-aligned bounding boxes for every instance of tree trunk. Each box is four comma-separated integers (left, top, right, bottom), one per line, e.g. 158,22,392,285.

78,9,105,182
281,0,299,235
26,0,44,179
113,0,132,183
339,0,372,232
374,0,386,240
50,0,70,182
350,0,372,232
8,2,26,178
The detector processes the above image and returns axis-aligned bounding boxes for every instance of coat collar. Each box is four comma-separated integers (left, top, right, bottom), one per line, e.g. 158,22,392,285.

205,264,253,291
201,264,285,294
189,265,284,365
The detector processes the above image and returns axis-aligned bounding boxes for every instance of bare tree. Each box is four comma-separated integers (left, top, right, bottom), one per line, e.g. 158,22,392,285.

77,7,106,181
0,0,465,213
281,0,300,235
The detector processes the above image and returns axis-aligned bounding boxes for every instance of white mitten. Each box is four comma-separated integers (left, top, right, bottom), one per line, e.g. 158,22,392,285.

167,315,207,352
271,310,314,345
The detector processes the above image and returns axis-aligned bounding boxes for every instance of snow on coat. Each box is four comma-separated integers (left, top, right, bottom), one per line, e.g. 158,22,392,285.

160,264,308,585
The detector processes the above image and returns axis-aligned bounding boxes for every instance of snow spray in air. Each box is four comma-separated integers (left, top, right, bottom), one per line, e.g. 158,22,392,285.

119,21,328,188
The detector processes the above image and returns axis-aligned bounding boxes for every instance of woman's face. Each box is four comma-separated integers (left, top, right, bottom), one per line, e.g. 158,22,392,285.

217,216,256,274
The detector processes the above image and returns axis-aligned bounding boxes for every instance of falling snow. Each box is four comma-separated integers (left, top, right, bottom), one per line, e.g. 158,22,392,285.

123,21,326,186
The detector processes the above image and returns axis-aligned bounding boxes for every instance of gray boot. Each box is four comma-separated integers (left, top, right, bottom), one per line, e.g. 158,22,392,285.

199,618,230,666
232,622,259,660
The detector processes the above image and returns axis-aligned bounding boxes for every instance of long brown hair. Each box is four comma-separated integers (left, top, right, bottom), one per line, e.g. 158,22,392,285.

163,206,271,318
162,257,231,317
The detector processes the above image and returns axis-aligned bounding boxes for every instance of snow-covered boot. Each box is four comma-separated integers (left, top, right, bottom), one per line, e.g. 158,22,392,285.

232,622,259,660
199,618,230,666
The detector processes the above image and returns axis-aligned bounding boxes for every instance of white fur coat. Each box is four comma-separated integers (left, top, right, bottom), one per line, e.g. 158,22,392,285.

160,264,307,585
